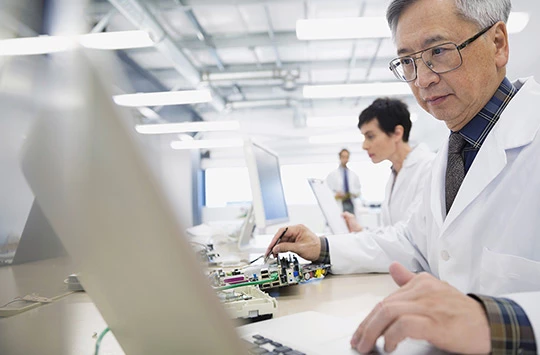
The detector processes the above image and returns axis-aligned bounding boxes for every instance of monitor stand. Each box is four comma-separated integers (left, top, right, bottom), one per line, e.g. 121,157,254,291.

237,205,257,250
236,206,275,253
9,199,67,265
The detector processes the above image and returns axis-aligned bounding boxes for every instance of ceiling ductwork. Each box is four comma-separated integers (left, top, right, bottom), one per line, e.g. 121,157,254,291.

202,68,300,92
107,0,225,112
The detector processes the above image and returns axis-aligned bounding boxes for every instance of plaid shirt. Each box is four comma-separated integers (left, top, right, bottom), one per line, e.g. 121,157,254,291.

459,77,518,173
317,78,536,353
471,295,537,354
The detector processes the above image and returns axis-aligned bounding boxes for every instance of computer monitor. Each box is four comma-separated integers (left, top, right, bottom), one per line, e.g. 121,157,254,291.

20,49,245,354
243,139,289,230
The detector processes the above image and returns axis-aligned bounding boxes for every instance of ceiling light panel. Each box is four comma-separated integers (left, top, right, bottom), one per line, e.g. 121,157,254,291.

507,12,530,34
113,90,212,107
135,121,240,134
79,30,153,49
170,138,244,150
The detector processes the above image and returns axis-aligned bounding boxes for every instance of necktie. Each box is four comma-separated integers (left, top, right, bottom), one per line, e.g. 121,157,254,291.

343,168,350,194
445,132,466,214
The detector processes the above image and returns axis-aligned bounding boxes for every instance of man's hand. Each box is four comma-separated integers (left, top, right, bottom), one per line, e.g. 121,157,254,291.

342,212,363,232
350,262,491,354
265,225,321,261
335,191,346,200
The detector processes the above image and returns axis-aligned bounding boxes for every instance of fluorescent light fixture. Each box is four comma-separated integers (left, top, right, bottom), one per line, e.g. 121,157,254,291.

170,139,244,150
306,116,358,128
309,133,364,145
79,30,154,49
0,36,75,56
114,89,212,107
297,12,527,40
296,17,390,40
0,30,153,56
304,82,410,99
507,12,530,34
135,121,240,134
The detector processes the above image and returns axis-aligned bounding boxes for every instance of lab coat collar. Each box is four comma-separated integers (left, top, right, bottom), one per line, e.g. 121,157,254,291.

440,77,540,232
402,143,431,170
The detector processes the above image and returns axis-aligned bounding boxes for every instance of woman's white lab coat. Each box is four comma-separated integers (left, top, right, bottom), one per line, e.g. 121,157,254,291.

326,77,540,342
381,144,435,226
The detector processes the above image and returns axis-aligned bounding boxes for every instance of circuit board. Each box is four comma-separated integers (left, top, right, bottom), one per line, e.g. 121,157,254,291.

210,254,331,291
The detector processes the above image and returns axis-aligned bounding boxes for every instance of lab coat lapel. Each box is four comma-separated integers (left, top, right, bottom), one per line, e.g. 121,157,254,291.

430,146,447,229
442,128,507,230
441,77,540,233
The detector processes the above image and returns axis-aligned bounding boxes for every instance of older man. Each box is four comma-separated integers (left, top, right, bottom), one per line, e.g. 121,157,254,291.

266,0,539,353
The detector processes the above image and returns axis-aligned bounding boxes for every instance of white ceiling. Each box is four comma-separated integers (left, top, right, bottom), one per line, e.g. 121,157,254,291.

3,0,539,165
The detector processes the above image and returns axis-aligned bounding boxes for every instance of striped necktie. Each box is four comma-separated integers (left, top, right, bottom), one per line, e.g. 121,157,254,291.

445,132,466,214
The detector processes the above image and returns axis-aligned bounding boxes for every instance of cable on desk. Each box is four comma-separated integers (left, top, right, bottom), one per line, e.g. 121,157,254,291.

94,327,110,355
213,272,279,291
0,292,75,318
0,298,25,308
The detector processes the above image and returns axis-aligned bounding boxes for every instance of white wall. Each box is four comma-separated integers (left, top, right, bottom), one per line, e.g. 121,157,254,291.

137,135,196,229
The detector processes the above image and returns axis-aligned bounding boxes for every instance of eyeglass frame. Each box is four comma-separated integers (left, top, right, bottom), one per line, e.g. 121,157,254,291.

388,23,496,82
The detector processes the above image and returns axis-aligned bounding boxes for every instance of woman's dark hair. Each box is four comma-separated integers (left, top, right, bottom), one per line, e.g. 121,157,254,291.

358,98,412,142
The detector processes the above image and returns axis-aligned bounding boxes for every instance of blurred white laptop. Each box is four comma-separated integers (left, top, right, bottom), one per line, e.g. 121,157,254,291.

21,49,444,355
308,178,350,235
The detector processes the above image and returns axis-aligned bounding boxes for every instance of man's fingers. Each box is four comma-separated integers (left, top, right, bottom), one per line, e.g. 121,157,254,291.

383,315,433,353
265,226,296,256
273,241,299,255
353,302,428,354
389,262,415,287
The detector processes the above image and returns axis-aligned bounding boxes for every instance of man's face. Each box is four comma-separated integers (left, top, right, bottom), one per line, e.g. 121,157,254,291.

360,119,397,164
339,151,350,166
394,0,507,131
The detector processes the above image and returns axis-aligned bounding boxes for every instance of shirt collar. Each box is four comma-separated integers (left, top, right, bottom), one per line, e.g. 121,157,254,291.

458,77,518,149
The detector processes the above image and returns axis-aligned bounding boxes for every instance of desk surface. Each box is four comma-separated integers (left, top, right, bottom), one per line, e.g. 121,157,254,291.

0,256,398,355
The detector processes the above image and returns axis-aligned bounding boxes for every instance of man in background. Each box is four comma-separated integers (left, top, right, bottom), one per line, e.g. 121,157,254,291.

325,148,361,214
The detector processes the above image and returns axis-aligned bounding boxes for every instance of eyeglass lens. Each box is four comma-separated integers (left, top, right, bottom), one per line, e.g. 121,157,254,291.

391,43,463,81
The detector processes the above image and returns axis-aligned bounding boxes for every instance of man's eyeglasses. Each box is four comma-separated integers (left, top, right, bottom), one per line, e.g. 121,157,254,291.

389,24,495,82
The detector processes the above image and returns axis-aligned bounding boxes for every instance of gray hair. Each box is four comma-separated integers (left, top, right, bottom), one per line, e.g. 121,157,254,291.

386,0,512,38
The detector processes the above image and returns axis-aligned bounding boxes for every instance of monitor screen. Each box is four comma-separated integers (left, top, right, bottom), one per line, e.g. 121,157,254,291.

244,140,289,228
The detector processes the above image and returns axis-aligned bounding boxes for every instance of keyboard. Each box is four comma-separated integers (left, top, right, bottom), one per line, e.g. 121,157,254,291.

243,334,306,354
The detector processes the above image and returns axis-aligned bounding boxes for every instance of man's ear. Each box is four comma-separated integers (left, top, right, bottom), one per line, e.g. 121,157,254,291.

394,125,404,141
493,21,509,69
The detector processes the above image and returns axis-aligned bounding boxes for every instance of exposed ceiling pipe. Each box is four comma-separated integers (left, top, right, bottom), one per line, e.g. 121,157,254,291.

227,98,296,110
202,68,300,82
107,0,225,112
182,8,225,71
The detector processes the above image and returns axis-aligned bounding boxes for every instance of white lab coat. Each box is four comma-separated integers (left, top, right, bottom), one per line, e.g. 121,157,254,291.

325,166,362,212
326,77,540,342
381,144,435,225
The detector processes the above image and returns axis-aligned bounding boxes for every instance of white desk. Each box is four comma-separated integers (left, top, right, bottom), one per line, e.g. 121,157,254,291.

0,257,398,354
